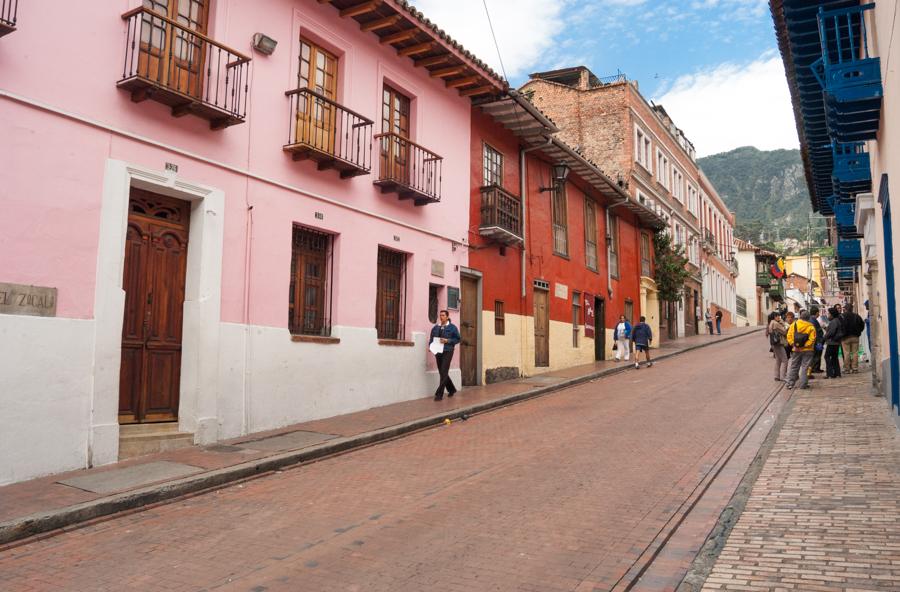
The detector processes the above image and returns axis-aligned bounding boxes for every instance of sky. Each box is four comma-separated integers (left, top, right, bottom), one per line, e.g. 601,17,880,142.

408,0,800,157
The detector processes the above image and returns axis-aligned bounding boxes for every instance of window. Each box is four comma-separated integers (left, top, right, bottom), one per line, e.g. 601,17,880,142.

289,226,333,336
376,247,406,340
635,127,651,170
551,184,568,256
641,233,652,277
380,85,411,183
584,198,598,271
624,299,634,324
483,144,503,187
608,215,619,278
447,286,460,309
572,292,581,347
295,38,338,151
428,284,440,324
495,300,505,335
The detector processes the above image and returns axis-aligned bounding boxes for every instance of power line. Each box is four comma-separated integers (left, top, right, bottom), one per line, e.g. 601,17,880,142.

481,0,509,82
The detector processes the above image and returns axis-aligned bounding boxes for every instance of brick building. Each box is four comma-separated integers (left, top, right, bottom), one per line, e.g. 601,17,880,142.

463,92,665,382
520,67,717,341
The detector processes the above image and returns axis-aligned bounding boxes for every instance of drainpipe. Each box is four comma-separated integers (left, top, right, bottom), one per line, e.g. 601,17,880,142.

520,137,553,298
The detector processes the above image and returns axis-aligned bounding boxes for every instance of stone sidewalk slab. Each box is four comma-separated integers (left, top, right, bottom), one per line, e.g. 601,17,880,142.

57,461,203,495
0,327,759,546
701,370,900,591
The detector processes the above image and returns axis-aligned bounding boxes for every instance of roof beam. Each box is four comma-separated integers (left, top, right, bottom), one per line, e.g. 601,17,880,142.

430,65,465,78
459,84,495,97
340,1,381,18
380,29,417,45
414,54,450,68
398,42,434,57
446,75,481,89
360,14,401,32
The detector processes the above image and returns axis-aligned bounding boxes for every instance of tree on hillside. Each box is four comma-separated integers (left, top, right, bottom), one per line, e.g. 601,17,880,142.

653,232,691,302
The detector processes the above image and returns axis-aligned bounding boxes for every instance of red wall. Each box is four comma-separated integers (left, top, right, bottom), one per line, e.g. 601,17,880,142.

469,108,651,330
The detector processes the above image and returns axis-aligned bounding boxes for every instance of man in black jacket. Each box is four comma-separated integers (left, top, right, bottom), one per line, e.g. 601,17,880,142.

430,310,461,400
840,303,866,373
810,305,824,374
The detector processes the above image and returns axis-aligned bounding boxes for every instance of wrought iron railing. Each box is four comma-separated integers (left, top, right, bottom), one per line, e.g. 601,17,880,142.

0,0,17,34
119,7,250,126
479,185,521,239
284,88,373,175
375,132,442,203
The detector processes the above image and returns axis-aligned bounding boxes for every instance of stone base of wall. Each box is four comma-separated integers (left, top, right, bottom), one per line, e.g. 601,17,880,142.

485,366,520,384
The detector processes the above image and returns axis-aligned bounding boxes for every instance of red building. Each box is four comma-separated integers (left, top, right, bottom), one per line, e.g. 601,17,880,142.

459,92,665,384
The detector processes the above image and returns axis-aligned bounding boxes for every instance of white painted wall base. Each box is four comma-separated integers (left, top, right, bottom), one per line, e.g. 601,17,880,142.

217,323,460,439
0,315,94,486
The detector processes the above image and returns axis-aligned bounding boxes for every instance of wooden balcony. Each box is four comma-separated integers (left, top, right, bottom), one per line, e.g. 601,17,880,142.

479,185,522,245
0,0,17,36
117,8,250,130
284,88,374,178
374,133,442,205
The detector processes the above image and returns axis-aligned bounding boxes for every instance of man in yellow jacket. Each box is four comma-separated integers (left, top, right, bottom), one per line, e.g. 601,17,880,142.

785,309,817,390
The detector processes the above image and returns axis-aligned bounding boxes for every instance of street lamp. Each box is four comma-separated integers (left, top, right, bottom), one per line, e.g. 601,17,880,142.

540,163,570,192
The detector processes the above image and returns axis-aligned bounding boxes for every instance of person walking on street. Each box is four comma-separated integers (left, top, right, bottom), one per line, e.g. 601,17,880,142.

768,311,789,381
613,315,632,362
824,307,844,379
705,308,714,335
785,309,816,390
631,316,653,369
715,309,723,335
840,303,865,373
429,310,460,400
810,305,824,374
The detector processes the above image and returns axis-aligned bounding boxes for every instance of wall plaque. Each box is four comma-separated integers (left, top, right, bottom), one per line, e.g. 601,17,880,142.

554,282,568,300
431,259,445,278
0,283,58,317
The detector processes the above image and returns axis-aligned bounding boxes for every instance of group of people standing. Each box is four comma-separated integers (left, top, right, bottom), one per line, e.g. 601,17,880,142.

766,303,866,390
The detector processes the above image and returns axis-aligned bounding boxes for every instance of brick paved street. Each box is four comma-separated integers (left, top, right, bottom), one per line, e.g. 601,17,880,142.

702,371,900,591
0,334,782,591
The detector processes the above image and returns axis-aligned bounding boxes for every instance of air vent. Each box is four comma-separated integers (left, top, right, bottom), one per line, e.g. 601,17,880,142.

533,280,550,290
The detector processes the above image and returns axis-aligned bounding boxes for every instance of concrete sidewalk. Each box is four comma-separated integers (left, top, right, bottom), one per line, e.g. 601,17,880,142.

700,369,900,590
0,327,760,546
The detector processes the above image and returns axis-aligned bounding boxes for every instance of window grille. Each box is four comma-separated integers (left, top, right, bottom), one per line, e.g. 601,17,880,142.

552,184,568,256
584,198,598,271
289,226,333,336
494,300,505,335
376,247,406,340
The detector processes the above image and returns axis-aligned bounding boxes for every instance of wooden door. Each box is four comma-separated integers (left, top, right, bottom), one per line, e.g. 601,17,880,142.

534,288,550,367
119,189,190,424
297,37,338,153
594,297,606,361
381,85,411,183
139,0,209,99
460,276,479,386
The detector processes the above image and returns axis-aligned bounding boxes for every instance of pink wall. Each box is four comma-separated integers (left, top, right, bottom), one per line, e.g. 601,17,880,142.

0,0,472,331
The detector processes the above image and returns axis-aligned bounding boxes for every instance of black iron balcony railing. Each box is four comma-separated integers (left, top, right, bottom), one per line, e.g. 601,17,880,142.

479,185,522,245
374,132,442,205
118,7,251,129
702,229,718,255
283,88,373,178
0,0,17,36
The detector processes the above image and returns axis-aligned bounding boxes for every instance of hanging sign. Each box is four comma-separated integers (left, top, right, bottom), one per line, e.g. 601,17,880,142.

584,292,595,338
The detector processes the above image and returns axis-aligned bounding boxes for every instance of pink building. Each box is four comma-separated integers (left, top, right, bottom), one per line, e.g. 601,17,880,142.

0,0,504,484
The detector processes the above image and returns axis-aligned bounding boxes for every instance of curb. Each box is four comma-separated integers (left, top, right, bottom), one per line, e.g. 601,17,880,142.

0,329,762,547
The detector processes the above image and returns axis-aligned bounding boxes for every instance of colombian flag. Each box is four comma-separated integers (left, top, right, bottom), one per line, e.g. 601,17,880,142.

771,257,786,279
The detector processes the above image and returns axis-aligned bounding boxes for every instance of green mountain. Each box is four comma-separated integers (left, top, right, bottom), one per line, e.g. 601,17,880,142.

697,146,820,245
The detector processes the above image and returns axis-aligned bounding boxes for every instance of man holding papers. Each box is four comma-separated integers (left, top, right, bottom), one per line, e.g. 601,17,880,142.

429,310,461,400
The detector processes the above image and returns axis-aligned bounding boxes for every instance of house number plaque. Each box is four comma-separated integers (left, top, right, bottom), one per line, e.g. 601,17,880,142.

0,282,58,317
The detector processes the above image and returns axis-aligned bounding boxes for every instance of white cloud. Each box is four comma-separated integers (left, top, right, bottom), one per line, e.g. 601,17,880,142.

407,0,568,79
654,56,799,157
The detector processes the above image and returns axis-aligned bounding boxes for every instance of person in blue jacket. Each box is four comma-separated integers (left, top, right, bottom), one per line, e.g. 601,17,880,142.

430,309,461,400
613,315,632,361
631,316,653,369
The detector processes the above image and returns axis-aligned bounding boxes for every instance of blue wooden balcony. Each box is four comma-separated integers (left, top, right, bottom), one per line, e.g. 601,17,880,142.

831,142,870,183
836,239,862,265
813,3,882,140
834,201,861,238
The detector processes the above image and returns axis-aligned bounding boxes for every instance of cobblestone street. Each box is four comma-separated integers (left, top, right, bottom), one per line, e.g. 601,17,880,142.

0,333,782,591
702,371,900,591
